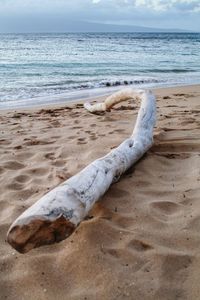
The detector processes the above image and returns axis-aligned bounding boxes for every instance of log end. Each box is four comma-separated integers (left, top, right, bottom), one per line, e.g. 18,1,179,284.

7,215,75,254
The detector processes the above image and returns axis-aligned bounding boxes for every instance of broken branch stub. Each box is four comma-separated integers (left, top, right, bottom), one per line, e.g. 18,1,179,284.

7,88,156,253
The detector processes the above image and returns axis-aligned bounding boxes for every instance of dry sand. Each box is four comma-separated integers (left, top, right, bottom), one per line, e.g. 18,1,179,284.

0,85,200,300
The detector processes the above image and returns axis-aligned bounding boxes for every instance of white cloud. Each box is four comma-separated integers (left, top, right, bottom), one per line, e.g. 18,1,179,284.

91,0,200,12
143,0,200,12
0,0,200,13
0,0,199,31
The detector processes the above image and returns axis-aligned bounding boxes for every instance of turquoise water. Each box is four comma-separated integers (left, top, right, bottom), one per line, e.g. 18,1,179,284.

0,33,199,108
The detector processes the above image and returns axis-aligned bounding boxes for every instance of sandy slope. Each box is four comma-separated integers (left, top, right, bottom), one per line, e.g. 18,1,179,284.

0,85,200,300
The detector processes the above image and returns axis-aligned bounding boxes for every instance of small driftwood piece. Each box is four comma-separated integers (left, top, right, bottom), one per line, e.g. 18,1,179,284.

7,88,156,253
84,88,139,113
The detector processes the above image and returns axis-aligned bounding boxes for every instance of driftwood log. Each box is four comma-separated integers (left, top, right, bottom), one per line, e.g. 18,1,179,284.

84,88,138,113
7,88,156,253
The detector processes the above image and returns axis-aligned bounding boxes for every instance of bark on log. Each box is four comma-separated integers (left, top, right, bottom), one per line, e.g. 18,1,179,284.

7,88,156,253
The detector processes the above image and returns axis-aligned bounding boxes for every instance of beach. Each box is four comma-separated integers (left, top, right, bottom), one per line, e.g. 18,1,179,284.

0,84,200,300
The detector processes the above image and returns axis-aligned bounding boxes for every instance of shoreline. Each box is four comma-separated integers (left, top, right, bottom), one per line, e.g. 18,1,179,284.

1,82,200,111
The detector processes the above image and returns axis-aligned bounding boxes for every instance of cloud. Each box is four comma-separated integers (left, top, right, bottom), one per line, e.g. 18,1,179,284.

0,0,199,32
0,0,199,15
136,0,200,12
92,0,200,12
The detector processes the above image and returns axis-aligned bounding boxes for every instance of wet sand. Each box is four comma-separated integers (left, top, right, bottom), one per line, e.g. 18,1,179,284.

0,85,200,300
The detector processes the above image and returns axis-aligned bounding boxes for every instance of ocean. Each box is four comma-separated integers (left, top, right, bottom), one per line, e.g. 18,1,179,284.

0,32,199,109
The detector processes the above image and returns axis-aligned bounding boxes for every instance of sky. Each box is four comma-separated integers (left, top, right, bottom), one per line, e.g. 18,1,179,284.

0,0,200,33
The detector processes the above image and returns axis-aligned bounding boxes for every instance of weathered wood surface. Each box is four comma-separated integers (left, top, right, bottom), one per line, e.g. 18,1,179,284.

84,88,138,113
7,88,156,253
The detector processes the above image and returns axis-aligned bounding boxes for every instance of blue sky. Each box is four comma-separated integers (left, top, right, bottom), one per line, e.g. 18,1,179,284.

0,0,200,32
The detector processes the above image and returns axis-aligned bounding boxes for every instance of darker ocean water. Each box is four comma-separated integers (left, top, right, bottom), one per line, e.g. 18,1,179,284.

0,32,199,108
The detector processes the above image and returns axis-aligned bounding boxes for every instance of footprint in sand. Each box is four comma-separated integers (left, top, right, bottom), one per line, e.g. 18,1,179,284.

173,93,185,97
113,129,125,133
44,152,55,160
174,93,193,98
128,239,154,252
150,201,182,220
16,188,35,200
6,182,24,191
24,138,55,146
15,151,35,160
69,112,81,118
67,135,77,140
50,120,61,127
71,126,82,130
111,214,136,230
0,139,11,146
98,134,106,137
13,145,23,150
159,153,190,159
27,167,49,176
89,135,97,141
0,166,5,175
161,253,192,279
163,96,171,99
52,159,66,167
165,105,178,108
155,253,193,299
3,160,25,170
77,137,87,145
181,117,196,126
104,247,148,271
14,174,31,183
51,135,61,139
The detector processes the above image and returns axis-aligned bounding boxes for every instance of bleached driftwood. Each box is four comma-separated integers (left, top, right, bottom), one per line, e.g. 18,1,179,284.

7,88,156,253
84,88,138,113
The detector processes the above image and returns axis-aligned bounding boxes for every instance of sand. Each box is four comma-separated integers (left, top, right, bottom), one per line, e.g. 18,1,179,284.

0,84,200,300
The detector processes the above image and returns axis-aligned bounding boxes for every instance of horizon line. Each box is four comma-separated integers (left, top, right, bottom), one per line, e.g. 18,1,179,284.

0,31,198,34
